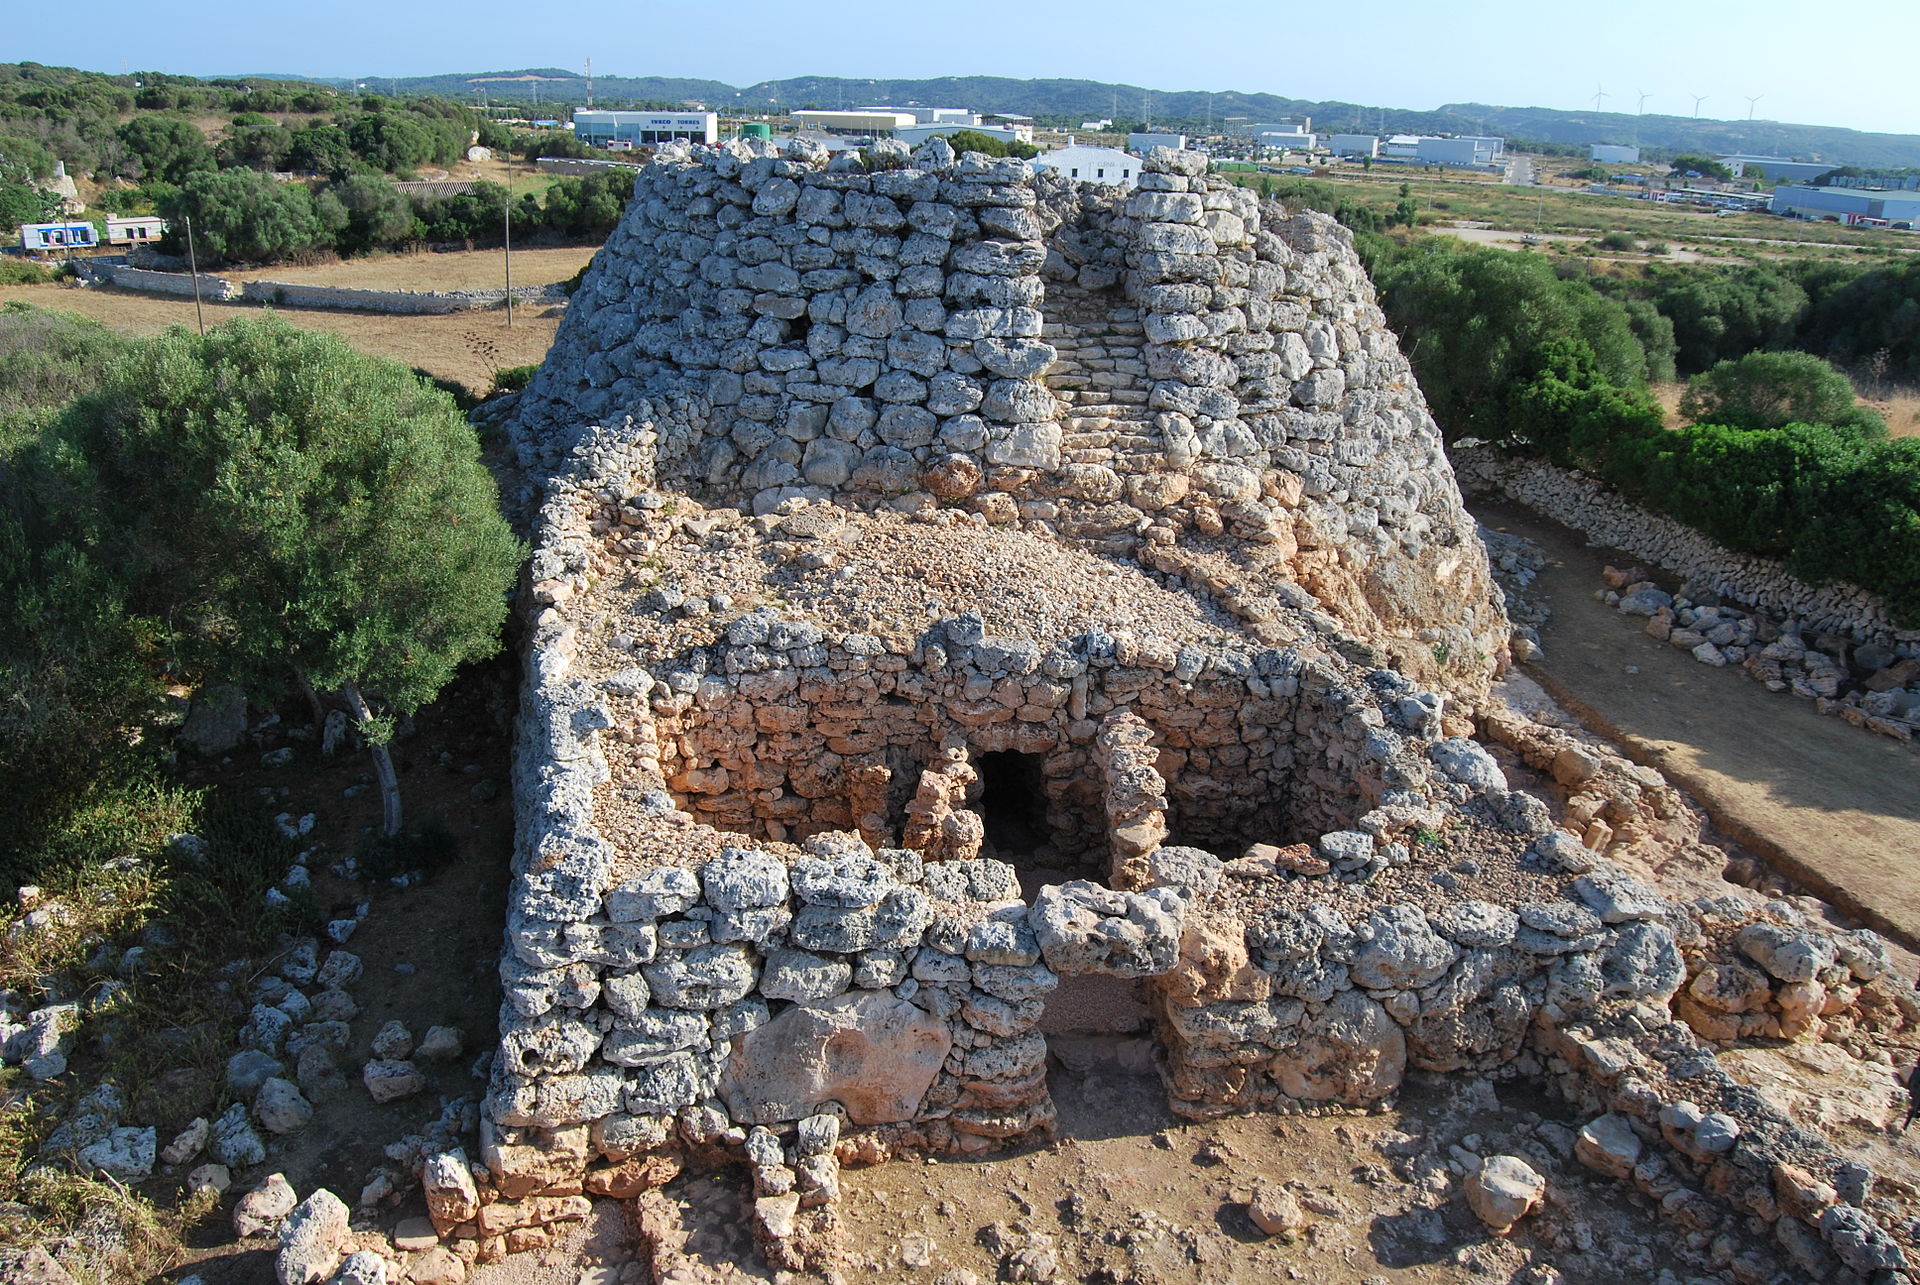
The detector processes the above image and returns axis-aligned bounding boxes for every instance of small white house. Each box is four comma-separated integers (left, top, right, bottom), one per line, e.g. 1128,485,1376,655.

19,221,97,253
1034,145,1139,188
105,215,166,246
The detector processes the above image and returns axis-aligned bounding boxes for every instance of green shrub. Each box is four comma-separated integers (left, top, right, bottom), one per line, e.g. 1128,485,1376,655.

1680,350,1885,438
492,362,539,395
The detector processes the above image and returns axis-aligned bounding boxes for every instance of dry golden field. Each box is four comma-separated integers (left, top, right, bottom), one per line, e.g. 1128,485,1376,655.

219,244,597,291
0,278,562,397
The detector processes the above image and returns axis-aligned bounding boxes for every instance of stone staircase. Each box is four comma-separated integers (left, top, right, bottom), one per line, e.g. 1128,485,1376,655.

1042,287,1162,471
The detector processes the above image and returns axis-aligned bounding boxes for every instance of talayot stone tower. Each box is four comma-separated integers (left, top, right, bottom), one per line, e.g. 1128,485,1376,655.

470,139,1915,1278
509,136,1509,694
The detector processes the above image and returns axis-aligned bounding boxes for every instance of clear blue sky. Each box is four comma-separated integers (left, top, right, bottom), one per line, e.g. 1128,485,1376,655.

18,0,1920,138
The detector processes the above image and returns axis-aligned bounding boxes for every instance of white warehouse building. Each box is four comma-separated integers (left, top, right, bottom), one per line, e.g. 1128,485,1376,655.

1127,131,1187,153
1590,144,1641,164
1033,144,1139,188
573,111,718,148
1328,134,1379,158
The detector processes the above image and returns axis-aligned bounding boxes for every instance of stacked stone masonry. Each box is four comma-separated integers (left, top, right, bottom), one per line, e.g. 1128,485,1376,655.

488,140,1916,1280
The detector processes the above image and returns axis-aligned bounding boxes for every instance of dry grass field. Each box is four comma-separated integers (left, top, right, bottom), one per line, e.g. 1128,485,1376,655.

0,279,563,397
220,244,598,291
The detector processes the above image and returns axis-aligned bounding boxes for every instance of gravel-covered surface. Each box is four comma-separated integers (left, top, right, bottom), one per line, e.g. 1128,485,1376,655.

579,499,1246,672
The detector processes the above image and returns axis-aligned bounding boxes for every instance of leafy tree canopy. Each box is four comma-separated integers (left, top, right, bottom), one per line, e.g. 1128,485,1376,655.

47,317,526,831
1680,350,1886,437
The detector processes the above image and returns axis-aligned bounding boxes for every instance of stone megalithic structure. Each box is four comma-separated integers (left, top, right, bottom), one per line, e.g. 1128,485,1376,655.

507,135,1509,694
467,137,1916,1280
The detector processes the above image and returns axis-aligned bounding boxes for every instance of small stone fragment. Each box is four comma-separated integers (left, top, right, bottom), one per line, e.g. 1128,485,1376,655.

233,1172,298,1238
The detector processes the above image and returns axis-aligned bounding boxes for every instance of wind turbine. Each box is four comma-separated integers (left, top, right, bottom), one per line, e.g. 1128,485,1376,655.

1746,94,1763,121
1637,90,1651,114
1592,85,1609,113
1691,93,1707,118
1635,90,1651,146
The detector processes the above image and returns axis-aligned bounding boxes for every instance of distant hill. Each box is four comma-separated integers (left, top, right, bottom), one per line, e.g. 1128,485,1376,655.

249,70,1920,169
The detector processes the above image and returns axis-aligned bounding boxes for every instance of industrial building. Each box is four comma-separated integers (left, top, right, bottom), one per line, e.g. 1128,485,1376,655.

1127,131,1187,152
878,106,976,125
1416,135,1505,167
1590,144,1641,164
1031,144,1139,188
1719,155,1838,183
790,109,919,136
1254,128,1317,151
896,123,1026,148
573,110,718,148
1328,134,1379,158
1771,185,1920,227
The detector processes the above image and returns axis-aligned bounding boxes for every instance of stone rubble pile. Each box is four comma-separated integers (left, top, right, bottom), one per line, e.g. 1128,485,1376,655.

1604,564,1920,742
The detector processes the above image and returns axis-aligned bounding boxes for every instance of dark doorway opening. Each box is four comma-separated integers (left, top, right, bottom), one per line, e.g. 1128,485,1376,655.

976,750,1049,859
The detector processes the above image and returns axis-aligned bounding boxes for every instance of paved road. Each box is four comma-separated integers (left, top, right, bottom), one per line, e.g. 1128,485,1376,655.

1474,497,1920,947
1503,155,1536,186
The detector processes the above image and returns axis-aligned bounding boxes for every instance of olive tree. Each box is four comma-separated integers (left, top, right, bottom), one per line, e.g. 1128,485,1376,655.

53,316,525,834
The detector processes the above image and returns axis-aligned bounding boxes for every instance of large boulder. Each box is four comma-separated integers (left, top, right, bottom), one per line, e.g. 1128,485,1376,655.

719,991,952,1125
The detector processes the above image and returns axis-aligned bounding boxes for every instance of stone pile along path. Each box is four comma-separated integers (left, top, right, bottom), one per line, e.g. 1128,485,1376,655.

1474,497,1920,948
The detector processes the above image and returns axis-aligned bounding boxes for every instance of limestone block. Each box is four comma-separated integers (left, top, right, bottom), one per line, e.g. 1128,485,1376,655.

276,1188,350,1285
1465,1155,1546,1235
1574,1112,1641,1178
719,991,953,1125
1030,881,1185,977
1267,990,1405,1103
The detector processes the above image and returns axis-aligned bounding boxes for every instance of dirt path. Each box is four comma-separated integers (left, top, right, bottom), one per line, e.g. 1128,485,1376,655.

1472,496,1920,947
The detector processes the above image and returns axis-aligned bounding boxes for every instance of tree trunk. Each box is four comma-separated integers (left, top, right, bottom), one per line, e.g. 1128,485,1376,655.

340,682,402,838
294,669,326,733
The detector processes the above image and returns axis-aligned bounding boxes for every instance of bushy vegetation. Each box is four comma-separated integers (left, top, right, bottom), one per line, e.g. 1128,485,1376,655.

0,301,525,1269
0,62,637,261
941,128,1040,160
1679,351,1885,438
1361,238,1920,622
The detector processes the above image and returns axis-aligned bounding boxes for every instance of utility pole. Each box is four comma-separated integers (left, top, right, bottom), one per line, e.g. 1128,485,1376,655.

183,214,205,336
503,170,514,329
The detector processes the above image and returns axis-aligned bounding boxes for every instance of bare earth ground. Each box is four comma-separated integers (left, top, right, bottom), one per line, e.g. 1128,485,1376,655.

1471,496,1920,947
218,246,599,292
166,657,521,1282
466,1068,1776,1285
0,279,562,397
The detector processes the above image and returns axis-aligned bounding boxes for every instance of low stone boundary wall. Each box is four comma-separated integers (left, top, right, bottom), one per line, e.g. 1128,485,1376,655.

535,156,645,178
75,260,239,300
1458,448,1918,649
236,279,564,314
74,260,566,315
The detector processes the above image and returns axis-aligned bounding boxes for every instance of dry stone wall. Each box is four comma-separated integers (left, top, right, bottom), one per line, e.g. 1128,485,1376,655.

1460,448,1920,650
